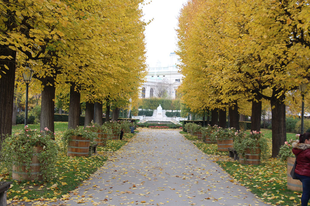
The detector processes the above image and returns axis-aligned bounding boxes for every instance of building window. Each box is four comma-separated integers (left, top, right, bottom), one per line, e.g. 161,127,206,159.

142,87,145,98
157,75,159,77
163,75,165,77
150,88,154,98
175,79,180,82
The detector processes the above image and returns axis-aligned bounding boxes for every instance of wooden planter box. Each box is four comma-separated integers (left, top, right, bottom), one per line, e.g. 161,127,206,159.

12,146,43,181
217,139,233,151
239,147,261,165
67,135,90,157
193,131,202,141
287,157,302,191
94,131,108,146
204,134,217,144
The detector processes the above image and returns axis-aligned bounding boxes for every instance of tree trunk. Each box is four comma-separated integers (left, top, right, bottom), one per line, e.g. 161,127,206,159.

105,100,110,122
40,78,55,134
68,83,80,129
251,100,262,132
219,108,226,128
12,97,17,126
94,102,103,125
229,103,239,130
112,107,120,121
211,109,218,126
207,109,210,125
84,102,94,127
202,110,206,127
0,47,16,150
271,94,286,158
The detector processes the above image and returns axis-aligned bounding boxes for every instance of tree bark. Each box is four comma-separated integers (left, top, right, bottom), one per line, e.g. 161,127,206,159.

251,100,262,132
105,100,110,122
271,94,286,158
68,83,80,129
206,109,210,125
0,47,16,150
112,107,120,121
211,109,218,126
94,102,103,125
12,97,17,126
40,78,55,134
84,102,94,127
229,103,239,130
219,108,226,128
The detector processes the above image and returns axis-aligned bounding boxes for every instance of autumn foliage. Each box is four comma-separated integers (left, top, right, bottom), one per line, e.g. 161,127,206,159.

0,0,147,141
176,0,310,156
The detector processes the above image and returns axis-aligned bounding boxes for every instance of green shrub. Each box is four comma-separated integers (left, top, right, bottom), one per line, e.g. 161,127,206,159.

138,110,153,116
16,112,35,124
29,105,41,123
286,117,299,133
165,112,181,117
295,119,310,134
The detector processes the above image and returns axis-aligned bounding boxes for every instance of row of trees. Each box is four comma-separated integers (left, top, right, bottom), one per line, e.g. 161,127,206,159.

177,0,310,157
0,0,148,150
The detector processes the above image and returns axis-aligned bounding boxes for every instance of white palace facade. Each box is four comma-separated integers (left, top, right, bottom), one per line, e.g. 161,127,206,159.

140,52,183,99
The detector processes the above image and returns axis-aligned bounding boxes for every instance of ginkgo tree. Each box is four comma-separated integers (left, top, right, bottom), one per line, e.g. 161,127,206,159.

176,0,310,156
0,0,147,148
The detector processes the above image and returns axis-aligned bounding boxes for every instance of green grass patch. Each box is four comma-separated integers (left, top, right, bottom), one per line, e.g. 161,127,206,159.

12,122,70,134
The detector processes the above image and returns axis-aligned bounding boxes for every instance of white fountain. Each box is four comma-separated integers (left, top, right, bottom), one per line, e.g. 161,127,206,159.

133,104,186,124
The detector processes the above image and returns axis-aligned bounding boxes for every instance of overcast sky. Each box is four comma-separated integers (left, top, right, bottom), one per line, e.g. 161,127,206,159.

142,0,189,68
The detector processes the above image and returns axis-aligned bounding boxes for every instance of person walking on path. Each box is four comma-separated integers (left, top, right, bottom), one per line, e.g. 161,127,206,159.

292,132,310,206
59,129,267,206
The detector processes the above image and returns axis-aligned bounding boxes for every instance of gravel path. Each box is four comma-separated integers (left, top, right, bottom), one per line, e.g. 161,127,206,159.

59,129,268,206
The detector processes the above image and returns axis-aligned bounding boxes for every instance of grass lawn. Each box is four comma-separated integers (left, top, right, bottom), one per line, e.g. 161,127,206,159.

12,122,70,134
183,129,301,206
2,123,136,204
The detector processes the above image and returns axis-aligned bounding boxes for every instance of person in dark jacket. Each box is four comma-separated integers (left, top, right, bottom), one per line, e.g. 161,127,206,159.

292,132,310,206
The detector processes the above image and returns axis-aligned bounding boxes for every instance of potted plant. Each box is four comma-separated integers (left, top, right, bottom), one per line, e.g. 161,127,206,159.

212,127,235,151
62,127,97,157
85,121,106,146
201,125,217,144
184,123,194,134
234,131,268,165
191,124,202,140
278,136,302,191
104,121,122,140
1,126,59,181
120,121,131,133
99,124,113,146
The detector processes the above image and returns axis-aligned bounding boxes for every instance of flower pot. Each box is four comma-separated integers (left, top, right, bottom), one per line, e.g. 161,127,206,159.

194,131,202,141
67,135,90,157
287,157,302,191
94,131,107,146
112,132,120,140
217,139,233,151
204,134,217,144
12,146,43,181
244,148,261,165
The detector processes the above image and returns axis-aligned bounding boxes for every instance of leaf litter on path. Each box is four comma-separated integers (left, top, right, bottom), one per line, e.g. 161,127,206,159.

45,130,269,206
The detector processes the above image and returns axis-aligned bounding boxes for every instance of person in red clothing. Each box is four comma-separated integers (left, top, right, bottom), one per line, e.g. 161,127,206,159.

292,132,310,206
